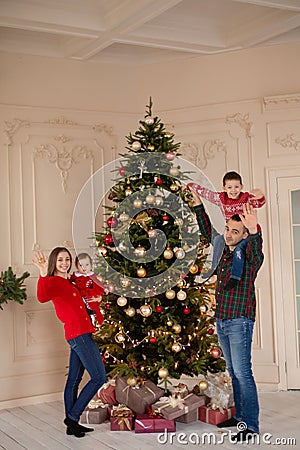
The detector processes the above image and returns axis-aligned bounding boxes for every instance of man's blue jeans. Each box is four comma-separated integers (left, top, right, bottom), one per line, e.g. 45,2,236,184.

64,333,106,422
216,318,259,433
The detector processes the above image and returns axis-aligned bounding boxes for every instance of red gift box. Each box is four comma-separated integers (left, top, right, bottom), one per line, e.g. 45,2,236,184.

135,414,176,433
109,405,134,431
97,379,118,405
198,405,236,425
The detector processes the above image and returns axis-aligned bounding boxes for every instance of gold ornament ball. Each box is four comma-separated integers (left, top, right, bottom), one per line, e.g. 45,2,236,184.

140,304,152,317
134,245,146,257
97,275,104,283
167,320,173,326
177,279,185,288
189,263,199,274
158,367,169,379
120,277,131,288
117,295,128,307
165,289,176,299
172,324,182,334
137,267,146,278
126,307,136,317
98,246,107,256
199,380,209,391
170,183,179,192
174,218,183,226
145,194,155,204
177,289,187,301
163,247,174,259
133,198,143,208
115,332,125,343
199,305,207,313
147,144,155,151
132,141,141,150
127,376,137,387
172,342,182,353
125,188,133,196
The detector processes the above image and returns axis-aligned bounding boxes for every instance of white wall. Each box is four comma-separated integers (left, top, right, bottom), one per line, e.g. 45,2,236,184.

1,42,300,406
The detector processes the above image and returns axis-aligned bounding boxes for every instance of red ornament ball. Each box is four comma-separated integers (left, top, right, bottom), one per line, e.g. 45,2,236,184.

107,216,118,228
155,305,163,313
166,152,176,161
183,307,190,315
156,179,163,185
149,337,157,344
211,347,222,358
119,167,126,176
104,303,111,309
207,328,214,335
104,233,114,246
162,215,169,221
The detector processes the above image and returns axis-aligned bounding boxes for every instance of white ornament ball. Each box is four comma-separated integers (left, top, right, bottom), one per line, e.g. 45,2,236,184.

119,213,130,222
158,367,169,379
132,141,141,151
172,342,182,353
134,245,146,257
117,295,128,307
140,304,152,317
175,248,185,259
126,307,136,317
145,116,154,125
120,277,130,288
145,194,155,204
154,196,164,206
169,167,179,177
177,289,187,301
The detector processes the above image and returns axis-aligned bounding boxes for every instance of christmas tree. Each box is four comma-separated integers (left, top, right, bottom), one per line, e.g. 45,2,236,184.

93,99,225,385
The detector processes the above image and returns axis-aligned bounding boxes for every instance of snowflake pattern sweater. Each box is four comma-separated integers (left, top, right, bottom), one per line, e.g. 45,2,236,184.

187,183,266,221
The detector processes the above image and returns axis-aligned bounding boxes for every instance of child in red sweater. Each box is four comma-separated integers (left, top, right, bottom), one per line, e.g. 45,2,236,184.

188,171,266,287
71,253,105,326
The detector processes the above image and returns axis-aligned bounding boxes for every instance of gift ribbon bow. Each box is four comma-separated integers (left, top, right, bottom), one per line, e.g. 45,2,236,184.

154,393,193,414
88,399,107,409
111,405,133,431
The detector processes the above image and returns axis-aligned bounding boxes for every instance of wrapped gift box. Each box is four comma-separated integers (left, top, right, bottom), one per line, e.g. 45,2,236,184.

97,379,118,405
109,404,134,431
80,399,109,424
198,405,236,425
115,377,164,415
152,393,205,421
135,414,176,433
176,409,198,424
168,383,189,399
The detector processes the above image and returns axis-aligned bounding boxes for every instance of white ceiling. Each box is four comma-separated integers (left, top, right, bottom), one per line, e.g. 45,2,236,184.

0,0,300,65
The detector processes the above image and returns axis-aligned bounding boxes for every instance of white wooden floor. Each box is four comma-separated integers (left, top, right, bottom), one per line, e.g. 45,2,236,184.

0,391,299,449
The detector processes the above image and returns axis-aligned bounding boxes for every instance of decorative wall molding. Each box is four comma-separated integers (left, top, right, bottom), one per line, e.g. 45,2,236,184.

263,93,300,111
181,139,227,169
275,134,300,152
3,117,115,147
34,140,94,193
225,112,253,138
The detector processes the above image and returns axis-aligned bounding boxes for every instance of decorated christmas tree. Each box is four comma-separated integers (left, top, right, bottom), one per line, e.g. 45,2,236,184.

93,99,225,385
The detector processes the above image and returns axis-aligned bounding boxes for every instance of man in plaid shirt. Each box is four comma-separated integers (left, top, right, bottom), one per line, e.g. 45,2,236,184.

191,188,264,442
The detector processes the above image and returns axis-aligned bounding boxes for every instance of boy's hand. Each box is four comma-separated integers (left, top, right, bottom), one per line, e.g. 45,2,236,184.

250,188,264,199
187,186,202,206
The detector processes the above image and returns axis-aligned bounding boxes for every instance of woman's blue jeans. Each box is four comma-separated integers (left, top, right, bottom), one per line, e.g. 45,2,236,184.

216,318,259,433
64,333,106,422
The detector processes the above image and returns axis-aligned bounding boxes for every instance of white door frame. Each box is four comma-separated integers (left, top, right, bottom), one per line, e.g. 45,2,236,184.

267,166,300,390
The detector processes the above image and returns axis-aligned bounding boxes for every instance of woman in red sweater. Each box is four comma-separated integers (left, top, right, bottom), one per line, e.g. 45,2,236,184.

33,247,106,438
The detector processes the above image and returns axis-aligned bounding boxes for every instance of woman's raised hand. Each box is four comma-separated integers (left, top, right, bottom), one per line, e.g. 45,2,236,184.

32,251,48,276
